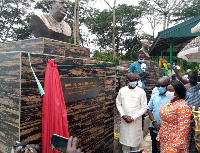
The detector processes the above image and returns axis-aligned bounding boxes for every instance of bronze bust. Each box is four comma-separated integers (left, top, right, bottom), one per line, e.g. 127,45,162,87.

30,0,71,42
138,39,150,60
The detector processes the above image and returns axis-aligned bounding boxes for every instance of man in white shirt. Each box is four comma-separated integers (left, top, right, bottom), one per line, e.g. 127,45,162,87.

116,73,147,153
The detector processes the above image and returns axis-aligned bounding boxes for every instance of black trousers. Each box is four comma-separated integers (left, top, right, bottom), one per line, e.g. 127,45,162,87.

149,130,160,153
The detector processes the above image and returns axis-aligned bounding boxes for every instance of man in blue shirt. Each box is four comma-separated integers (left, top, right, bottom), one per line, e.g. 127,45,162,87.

147,77,169,153
128,53,147,89
173,68,200,153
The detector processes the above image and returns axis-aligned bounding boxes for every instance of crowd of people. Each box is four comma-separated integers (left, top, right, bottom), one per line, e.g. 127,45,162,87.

13,53,200,153
116,53,200,153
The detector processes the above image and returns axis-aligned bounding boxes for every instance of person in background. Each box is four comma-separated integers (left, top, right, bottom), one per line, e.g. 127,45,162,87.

147,77,169,153
151,76,170,96
128,53,148,89
183,69,192,80
173,68,200,108
116,73,147,153
165,63,176,81
173,68,200,153
156,80,192,153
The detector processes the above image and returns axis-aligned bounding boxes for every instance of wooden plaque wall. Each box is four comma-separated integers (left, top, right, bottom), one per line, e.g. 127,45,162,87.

0,38,115,153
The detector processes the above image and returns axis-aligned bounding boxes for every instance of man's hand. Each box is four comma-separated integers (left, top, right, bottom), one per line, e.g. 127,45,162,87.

122,115,133,123
122,115,128,120
153,122,161,131
14,146,37,153
66,137,82,153
14,146,22,153
173,66,178,73
138,148,148,153
157,141,160,151
139,71,146,77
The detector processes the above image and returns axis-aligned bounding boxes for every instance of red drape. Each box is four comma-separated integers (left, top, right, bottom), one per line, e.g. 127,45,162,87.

42,59,69,153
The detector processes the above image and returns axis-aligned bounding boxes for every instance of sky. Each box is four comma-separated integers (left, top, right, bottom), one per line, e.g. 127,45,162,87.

69,0,164,36
74,0,163,52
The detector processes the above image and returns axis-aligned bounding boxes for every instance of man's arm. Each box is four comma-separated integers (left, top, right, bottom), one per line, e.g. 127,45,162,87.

116,89,125,117
131,91,147,120
116,89,132,123
147,109,160,131
128,63,135,73
173,67,189,84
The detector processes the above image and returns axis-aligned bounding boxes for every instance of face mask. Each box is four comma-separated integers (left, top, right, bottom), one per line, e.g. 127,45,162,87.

129,81,138,87
157,87,166,94
189,78,197,85
138,59,144,63
166,91,175,100
137,80,142,88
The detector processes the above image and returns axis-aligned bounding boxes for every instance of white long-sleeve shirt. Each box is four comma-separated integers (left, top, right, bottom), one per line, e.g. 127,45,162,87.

116,86,147,147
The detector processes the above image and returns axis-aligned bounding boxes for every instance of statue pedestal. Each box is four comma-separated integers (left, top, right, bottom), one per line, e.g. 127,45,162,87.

0,37,90,59
0,38,115,153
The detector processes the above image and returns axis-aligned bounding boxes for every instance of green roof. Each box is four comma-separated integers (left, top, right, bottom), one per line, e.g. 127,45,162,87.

149,15,200,56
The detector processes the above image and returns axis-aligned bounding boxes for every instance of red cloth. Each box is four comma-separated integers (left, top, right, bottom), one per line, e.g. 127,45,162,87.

42,59,69,153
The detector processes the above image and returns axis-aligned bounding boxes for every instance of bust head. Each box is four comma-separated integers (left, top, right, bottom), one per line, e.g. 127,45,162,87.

140,39,150,51
30,0,71,42
48,0,69,22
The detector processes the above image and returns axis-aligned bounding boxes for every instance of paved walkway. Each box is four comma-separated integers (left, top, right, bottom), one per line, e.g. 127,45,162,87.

140,132,152,153
114,132,152,153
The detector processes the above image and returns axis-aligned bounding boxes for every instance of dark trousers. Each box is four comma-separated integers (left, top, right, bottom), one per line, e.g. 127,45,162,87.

150,130,160,153
189,127,197,153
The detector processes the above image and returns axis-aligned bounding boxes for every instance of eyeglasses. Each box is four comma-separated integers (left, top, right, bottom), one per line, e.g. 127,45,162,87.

156,85,166,87
54,1,69,6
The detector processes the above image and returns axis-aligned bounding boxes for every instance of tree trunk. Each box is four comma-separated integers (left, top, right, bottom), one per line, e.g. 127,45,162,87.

112,0,116,62
167,15,170,29
73,0,77,45
163,14,167,30
77,0,80,45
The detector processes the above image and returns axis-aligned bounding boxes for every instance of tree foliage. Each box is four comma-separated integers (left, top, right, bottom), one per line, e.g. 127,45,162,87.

172,1,200,22
0,0,34,42
84,4,142,54
138,0,190,31
91,50,122,64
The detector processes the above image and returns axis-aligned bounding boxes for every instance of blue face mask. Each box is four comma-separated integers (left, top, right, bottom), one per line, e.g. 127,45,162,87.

138,59,144,63
157,87,166,94
129,81,138,87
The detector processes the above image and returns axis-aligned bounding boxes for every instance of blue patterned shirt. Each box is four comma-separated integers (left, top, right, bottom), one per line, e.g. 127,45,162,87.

185,84,200,110
148,93,169,133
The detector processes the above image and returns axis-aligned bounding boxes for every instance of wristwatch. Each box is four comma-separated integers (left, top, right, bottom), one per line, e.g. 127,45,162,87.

152,120,157,125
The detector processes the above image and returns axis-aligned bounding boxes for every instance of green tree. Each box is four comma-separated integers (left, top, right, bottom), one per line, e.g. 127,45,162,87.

91,50,121,64
0,0,34,42
173,1,200,22
84,4,141,54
